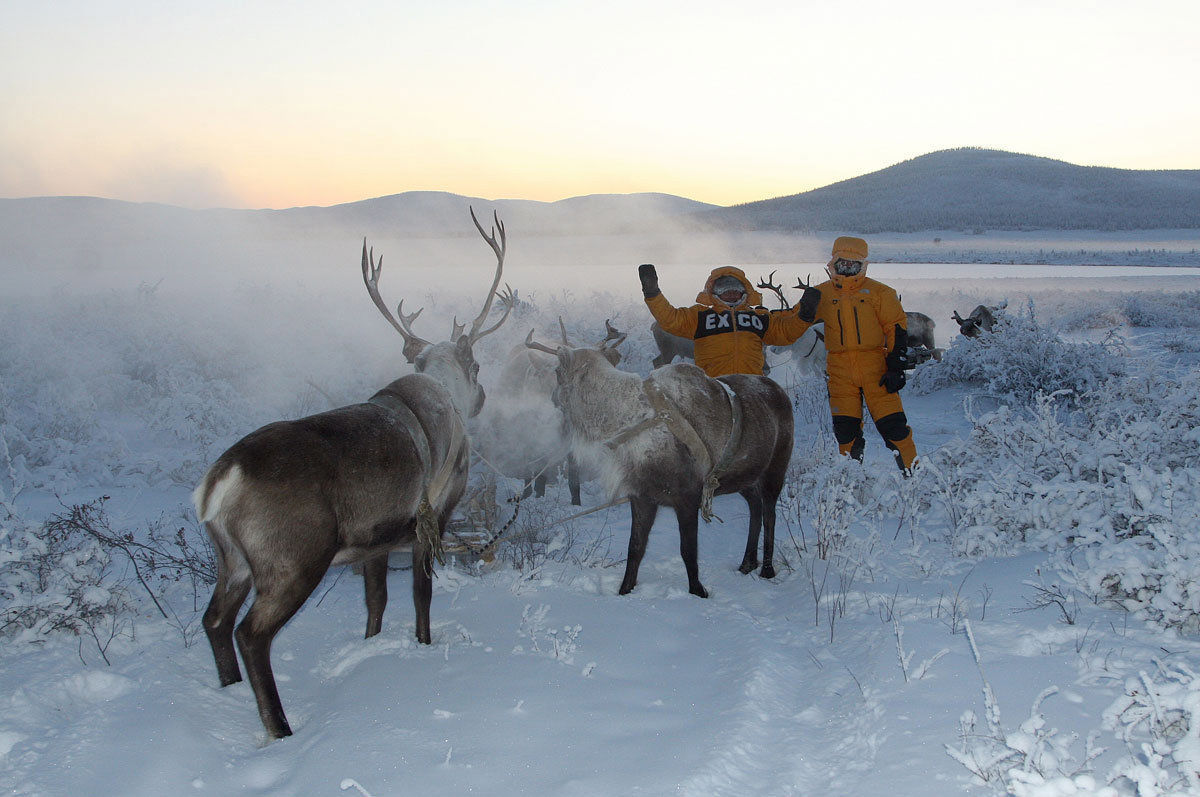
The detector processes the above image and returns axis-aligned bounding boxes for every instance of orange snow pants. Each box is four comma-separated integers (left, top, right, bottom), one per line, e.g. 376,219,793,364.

826,350,917,469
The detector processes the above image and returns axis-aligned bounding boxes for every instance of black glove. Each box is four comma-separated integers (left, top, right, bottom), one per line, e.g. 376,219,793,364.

885,324,910,372
638,263,660,298
880,369,906,393
885,348,910,372
797,285,821,322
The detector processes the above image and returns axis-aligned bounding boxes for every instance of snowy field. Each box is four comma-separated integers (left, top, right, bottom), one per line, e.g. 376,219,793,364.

3,247,1200,797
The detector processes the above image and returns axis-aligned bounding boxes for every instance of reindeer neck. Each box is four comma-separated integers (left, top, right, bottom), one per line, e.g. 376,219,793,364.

569,368,648,443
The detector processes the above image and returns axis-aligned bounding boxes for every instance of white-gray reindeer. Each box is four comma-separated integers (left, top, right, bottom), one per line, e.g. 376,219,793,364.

475,318,626,505
193,209,514,739
528,337,794,597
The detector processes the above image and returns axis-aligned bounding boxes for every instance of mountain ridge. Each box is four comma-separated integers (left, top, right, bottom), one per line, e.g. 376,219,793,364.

703,148,1200,231
4,149,1199,242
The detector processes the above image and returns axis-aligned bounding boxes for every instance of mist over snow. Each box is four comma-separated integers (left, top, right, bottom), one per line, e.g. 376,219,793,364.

3,214,1200,797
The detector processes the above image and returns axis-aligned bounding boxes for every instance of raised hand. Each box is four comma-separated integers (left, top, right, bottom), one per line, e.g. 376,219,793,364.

795,276,821,322
638,263,660,298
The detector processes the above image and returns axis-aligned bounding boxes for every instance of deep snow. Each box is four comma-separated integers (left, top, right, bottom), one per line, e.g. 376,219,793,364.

2,248,1200,797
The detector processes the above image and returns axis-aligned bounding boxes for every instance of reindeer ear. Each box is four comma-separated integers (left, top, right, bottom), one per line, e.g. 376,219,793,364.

556,347,574,373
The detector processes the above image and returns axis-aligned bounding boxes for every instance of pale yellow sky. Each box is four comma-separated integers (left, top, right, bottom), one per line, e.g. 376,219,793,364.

2,0,1198,209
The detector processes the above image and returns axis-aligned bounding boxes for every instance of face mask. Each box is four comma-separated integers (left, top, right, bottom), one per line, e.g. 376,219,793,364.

712,277,746,306
833,258,864,277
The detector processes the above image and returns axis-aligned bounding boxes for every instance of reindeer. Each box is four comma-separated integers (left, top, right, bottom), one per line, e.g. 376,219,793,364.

758,271,826,375
194,209,514,739
952,304,998,338
528,339,793,596
901,307,941,365
905,312,936,351
650,321,695,369
476,318,626,505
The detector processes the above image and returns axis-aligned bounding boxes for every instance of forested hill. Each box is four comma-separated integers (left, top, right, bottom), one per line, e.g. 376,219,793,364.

700,148,1200,232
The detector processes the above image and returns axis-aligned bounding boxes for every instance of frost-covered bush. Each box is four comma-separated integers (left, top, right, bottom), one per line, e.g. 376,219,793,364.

917,361,1200,632
947,622,1107,794
910,301,1126,404
0,504,133,664
1121,291,1200,330
1052,290,1200,334
1,496,216,657
0,286,395,491
1104,661,1200,796
1064,467,1200,634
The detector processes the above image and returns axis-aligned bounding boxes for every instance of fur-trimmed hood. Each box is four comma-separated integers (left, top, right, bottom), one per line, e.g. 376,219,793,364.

694,266,763,309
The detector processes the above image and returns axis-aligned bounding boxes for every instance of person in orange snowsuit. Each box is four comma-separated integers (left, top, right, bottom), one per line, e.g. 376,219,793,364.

638,264,820,378
808,236,917,471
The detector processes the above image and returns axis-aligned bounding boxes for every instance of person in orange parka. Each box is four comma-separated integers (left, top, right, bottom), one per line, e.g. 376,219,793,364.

637,263,820,378
809,236,917,471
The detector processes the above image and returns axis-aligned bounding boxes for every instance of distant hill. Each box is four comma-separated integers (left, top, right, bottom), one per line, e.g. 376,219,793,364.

4,149,1200,280
700,148,1200,232
0,191,716,248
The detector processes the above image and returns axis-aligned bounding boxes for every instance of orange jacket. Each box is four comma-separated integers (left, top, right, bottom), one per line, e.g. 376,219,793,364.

646,266,813,377
810,271,906,356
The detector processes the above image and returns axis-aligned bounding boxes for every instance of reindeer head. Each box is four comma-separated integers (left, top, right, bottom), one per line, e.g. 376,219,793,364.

362,207,515,417
525,331,624,414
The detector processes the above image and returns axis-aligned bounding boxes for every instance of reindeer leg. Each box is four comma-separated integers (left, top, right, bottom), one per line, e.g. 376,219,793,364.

534,473,548,498
362,554,388,638
412,544,434,645
618,497,658,595
737,487,763,575
203,542,252,687
675,497,708,598
567,454,582,506
235,554,332,739
760,483,780,580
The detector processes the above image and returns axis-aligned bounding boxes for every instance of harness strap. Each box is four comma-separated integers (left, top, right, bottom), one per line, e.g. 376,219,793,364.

641,380,714,472
368,392,465,566
804,327,825,358
605,378,743,523
700,381,743,522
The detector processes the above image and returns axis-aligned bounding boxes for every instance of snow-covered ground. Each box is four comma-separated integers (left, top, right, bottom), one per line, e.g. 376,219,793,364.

2,255,1200,797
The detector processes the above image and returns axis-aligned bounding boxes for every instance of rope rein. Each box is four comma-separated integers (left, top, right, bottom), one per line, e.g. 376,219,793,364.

605,377,744,524
368,392,466,566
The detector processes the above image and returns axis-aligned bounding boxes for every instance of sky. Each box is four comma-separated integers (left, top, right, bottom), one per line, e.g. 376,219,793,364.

2,0,1199,210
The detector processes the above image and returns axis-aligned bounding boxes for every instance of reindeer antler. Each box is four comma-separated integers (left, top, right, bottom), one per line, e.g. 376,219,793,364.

463,206,510,345
524,329,560,356
361,240,432,364
756,270,791,310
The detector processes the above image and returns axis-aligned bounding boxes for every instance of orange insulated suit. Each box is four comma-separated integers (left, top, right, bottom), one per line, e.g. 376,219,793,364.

645,266,813,378
812,237,917,469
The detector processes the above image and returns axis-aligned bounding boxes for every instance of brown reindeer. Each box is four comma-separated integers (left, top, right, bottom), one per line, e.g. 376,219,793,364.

952,304,998,338
528,339,793,596
194,209,514,739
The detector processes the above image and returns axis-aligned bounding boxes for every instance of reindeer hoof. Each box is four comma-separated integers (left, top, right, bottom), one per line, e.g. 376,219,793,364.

738,560,758,575
760,564,776,580
618,583,635,596
691,584,709,599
